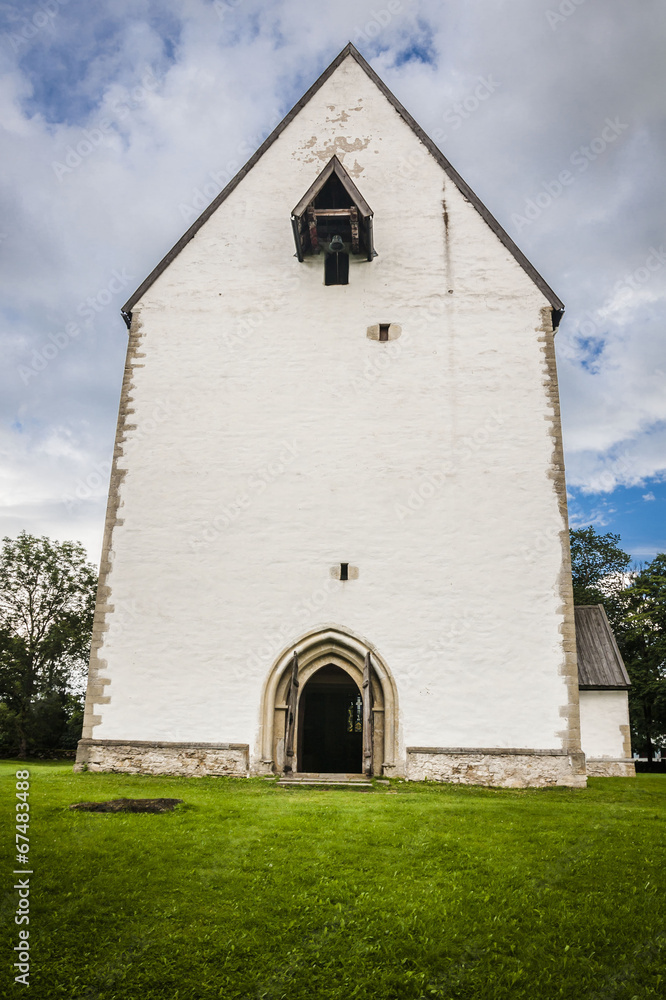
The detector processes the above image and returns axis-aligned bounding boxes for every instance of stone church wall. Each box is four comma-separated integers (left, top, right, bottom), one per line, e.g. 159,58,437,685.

406,747,587,788
79,53,582,785
75,740,249,776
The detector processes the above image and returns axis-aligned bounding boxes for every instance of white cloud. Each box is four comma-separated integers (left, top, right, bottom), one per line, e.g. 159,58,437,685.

2,0,666,558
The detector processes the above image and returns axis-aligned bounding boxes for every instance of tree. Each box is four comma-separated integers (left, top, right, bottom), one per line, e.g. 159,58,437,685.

569,526,631,630
620,554,666,761
0,532,97,757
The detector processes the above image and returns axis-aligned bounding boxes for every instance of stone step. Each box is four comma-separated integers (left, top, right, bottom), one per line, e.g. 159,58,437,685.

278,780,374,790
276,772,374,790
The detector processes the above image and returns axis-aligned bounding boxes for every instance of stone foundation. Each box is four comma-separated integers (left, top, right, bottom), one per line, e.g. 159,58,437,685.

406,747,587,788
76,741,598,786
585,758,636,778
75,739,249,776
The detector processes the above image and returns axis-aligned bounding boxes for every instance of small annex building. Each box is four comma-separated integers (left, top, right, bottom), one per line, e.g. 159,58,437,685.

76,43,634,787
575,605,634,777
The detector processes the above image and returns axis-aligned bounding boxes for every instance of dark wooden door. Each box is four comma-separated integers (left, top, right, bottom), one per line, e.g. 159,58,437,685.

300,681,362,773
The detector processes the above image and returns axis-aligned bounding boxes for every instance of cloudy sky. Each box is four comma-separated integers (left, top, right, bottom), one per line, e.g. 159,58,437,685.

2,0,664,565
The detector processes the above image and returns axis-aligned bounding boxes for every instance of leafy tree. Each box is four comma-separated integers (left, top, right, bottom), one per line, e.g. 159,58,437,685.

569,526,631,629
0,532,97,757
620,554,666,761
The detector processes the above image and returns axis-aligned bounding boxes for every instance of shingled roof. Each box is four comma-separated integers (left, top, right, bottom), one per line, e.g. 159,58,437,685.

121,42,564,323
575,605,631,689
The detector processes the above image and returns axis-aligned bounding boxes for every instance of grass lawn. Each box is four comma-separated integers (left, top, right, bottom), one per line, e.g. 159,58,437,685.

1,763,665,999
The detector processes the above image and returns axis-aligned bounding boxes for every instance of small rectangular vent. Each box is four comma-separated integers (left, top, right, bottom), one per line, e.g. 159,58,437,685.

367,323,401,342
340,563,349,581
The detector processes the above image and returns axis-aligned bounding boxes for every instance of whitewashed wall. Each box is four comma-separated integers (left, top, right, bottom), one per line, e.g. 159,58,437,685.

579,690,630,759
89,55,575,768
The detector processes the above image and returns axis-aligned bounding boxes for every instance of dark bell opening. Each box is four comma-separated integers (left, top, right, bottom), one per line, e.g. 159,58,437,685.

325,251,349,285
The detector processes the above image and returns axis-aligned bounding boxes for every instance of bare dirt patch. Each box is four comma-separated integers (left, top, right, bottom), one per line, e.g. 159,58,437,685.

70,798,183,813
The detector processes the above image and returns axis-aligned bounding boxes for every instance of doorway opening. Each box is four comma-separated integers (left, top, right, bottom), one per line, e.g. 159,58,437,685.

298,665,362,773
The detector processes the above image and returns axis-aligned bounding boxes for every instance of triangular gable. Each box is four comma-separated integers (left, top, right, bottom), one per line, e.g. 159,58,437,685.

291,155,375,262
292,155,372,219
121,42,564,324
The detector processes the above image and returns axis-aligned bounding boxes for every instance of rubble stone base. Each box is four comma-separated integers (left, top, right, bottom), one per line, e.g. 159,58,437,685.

75,739,249,777
406,747,587,788
585,758,636,778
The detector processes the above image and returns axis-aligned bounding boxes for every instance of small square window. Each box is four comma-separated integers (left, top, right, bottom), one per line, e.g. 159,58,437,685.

367,323,402,341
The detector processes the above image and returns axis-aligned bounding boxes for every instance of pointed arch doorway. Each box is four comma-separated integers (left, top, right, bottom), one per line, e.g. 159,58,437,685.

259,627,399,777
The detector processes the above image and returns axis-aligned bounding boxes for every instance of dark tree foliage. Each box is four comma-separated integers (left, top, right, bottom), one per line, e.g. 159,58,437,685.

0,532,97,757
569,526,631,630
620,554,666,760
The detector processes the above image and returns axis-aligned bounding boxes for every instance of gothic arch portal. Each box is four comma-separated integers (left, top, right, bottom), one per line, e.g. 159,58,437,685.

258,627,400,776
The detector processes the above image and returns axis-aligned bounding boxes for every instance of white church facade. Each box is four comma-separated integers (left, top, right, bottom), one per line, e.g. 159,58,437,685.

76,44,634,787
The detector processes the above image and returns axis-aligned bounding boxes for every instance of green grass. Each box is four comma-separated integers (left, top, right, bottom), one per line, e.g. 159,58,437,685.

1,764,665,999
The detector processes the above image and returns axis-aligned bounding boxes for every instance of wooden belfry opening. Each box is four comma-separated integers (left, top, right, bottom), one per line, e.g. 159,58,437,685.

283,650,376,776
291,155,376,264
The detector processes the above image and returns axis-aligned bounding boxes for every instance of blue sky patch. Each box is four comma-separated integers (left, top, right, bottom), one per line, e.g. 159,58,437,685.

15,2,181,126
568,480,666,563
393,21,437,67
394,42,435,66
576,335,606,373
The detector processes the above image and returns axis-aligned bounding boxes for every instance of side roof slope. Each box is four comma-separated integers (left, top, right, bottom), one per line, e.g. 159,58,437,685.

121,42,564,321
575,605,631,689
